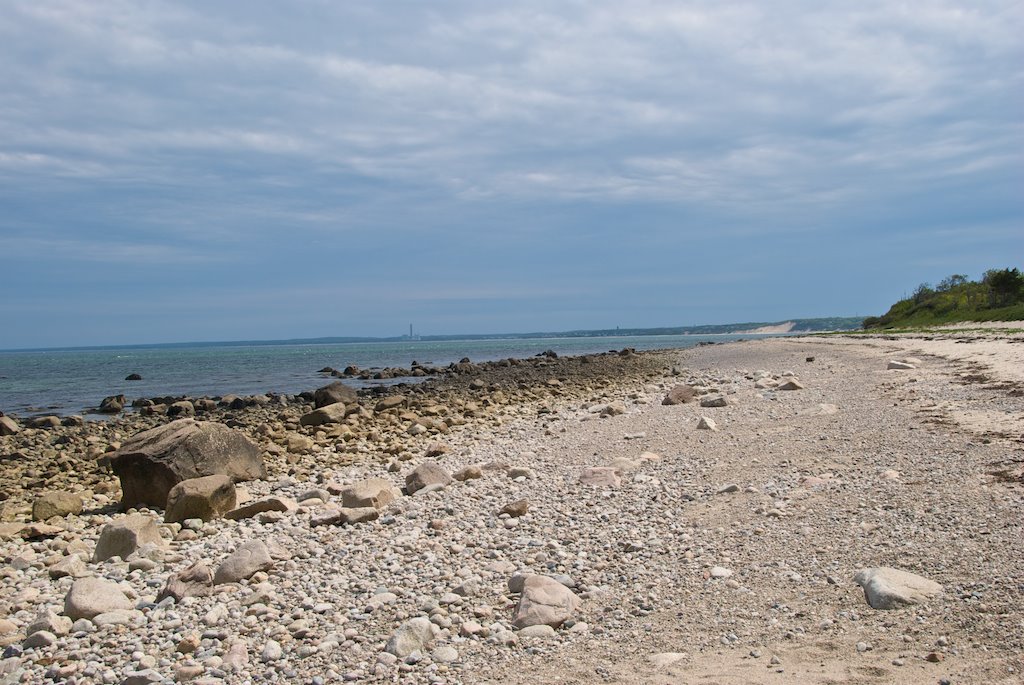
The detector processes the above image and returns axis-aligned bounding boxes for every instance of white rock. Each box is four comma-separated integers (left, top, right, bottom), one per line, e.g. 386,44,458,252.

853,567,943,609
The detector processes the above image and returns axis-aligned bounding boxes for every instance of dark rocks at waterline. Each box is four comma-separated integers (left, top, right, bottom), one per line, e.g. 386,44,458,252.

313,381,358,409
110,418,267,509
98,395,126,414
125,373,143,381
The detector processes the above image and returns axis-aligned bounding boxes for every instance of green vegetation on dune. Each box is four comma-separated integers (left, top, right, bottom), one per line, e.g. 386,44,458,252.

863,268,1024,330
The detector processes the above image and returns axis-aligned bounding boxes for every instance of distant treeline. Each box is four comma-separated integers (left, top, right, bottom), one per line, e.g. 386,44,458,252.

864,267,1024,329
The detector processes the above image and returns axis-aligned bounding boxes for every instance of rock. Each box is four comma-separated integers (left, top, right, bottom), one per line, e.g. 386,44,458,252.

157,563,214,602
164,475,236,523
649,652,687,668
120,669,163,685
314,381,357,408
48,554,88,579
508,467,536,480
26,610,72,637
110,419,266,509
299,403,348,426
94,514,166,562
64,577,134,620
500,499,530,517
98,394,126,414
125,373,143,381
511,575,580,629
385,616,438,658
853,567,943,609
225,496,298,520
22,631,56,649
0,416,20,436
600,401,626,417
777,379,804,390
579,467,621,487
214,540,274,584
431,645,459,663
710,566,733,579
453,466,483,481
662,385,696,405
700,395,729,408
405,462,452,494
888,361,916,370
339,478,401,509
167,400,195,418
375,395,407,412
28,415,61,429
32,491,84,520
696,416,717,431
261,639,282,663
518,625,556,638
285,433,315,454
312,507,380,526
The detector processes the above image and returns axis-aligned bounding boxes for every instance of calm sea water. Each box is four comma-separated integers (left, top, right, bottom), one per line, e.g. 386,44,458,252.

0,334,761,417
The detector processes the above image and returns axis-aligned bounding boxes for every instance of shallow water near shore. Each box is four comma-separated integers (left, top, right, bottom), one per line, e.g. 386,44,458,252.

0,334,768,416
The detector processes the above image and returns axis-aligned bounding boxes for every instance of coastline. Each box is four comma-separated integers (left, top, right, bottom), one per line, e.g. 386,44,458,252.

1,333,1021,683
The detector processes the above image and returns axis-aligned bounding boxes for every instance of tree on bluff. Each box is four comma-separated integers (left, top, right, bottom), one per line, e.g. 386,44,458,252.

984,268,1024,307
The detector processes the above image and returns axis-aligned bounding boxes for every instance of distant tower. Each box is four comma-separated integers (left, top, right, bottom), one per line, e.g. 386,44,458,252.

409,324,413,339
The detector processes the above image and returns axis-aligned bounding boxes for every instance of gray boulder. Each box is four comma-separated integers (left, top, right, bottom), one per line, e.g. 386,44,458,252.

662,385,696,405
314,381,357,408
164,475,236,523
64,577,134,620
32,491,84,520
299,403,347,426
405,462,453,495
512,575,580,629
94,514,166,562
0,415,20,436
385,616,439,658
214,540,274,584
157,563,214,602
110,419,266,509
854,567,942,610
339,478,401,509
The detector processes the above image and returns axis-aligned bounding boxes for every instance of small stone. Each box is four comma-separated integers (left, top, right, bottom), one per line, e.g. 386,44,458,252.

261,640,283,662
500,500,530,517
696,416,718,430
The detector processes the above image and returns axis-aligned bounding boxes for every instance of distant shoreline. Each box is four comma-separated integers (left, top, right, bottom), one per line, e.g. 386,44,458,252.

0,316,864,353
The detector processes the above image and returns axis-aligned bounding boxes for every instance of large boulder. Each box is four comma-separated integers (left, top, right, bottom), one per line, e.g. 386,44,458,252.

854,567,943,610
214,540,274,585
164,475,237,523
98,394,126,414
110,419,266,509
299,403,348,426
94,514,166,562
511,575,580,629
0,415,20,436
340,478,401,509
662,385,696,405
64,577,134,620
32,491,84,520
157,563,214,602
314,381,357,409
405,462,452,494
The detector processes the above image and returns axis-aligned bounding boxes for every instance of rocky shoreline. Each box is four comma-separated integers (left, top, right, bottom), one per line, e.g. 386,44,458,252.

1,337,1021,684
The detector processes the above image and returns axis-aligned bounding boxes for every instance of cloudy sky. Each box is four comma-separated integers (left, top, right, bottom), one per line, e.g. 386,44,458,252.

1,1,1021,348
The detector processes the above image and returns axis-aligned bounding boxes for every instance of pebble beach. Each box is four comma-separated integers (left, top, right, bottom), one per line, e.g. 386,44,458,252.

1,332,1022,684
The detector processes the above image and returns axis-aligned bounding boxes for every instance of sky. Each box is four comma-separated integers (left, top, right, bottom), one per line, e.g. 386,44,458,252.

0,1,1021,348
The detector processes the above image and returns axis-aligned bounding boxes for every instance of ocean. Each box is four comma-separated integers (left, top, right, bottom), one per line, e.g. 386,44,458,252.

0,334,765,417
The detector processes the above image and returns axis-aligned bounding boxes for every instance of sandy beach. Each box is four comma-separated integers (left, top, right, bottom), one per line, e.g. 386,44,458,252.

1,331,1021,684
